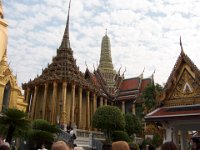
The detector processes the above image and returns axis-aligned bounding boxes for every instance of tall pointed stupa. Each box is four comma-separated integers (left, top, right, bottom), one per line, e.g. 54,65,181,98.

98,31,116,94
0,0,8,62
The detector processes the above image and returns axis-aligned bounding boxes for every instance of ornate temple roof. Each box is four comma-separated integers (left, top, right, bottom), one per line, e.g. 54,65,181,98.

116,76,152,101
163,39,200,103
145,39,200,122
165,50,200,93
23,0,91,89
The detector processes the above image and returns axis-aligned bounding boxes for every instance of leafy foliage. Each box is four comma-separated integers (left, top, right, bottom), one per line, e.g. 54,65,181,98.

140,137,153,149
27,119,60,149
152,134,163,148
129,142,139,150
124,113,142,136
142,83,163,112
92,106,125,140
0,108,30,143
111,131,130,142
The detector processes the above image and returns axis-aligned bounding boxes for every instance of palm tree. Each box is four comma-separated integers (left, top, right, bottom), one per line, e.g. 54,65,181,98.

0,108,30,143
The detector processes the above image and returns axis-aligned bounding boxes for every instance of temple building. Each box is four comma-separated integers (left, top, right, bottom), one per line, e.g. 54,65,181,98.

145,40,200,150
0,0,27,112
23,0,152,129
22,2,109,130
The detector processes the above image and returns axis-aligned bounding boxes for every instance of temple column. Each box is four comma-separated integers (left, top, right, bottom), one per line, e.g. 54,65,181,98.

25,87,30,103
93,93,97,114
132,103,136,115
86,90,90,129
31,86,38,119
180,129,187,150
42,83,48,119
100,97,103,107
61,81,67,125
104,99,107,106
122,101,125,114
78,86,82,128
172,128,178,147
165,127,172,142
51,81,57,124
71,83,76,125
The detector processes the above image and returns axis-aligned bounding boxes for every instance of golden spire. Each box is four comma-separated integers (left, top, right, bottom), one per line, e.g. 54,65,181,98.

60,0,71,49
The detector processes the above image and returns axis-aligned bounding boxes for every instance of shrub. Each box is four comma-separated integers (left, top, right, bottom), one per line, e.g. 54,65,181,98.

111,131,130,142
129,142,139,150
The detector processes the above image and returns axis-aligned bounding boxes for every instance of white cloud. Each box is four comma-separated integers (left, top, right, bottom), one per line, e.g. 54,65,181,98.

2,0,200,88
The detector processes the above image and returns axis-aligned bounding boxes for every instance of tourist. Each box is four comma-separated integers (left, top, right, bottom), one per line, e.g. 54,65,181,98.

74,147,84,150
38,144,48,150
51,141,70,150
0,136,4,145
161,141,178,150
0,143,10,150
112,141,130,150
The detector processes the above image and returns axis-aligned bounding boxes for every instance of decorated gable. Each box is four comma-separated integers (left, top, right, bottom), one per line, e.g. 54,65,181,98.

163,50,200,106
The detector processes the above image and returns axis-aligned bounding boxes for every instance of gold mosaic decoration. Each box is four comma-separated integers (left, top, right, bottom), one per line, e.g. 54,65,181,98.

170,69,200,99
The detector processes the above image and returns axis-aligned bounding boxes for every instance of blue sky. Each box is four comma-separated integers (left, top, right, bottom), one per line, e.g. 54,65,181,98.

3,0,200,87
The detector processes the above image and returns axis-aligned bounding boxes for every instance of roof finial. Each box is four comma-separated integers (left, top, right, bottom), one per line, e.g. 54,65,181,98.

180,36,184,53
139,67,145,78
118,64,122,75
105,28,107,35
60,0,71,49
85,61,88,69
93,64,95,72
122,67,126,77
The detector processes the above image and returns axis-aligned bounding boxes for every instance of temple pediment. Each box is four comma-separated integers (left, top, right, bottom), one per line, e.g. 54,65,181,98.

163,50,200,106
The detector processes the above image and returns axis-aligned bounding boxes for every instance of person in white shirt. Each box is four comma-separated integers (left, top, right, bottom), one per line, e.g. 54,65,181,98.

38,144,47,150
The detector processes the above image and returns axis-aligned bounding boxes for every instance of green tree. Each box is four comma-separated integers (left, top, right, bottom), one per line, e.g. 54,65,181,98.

112,131,130,142
92,105,125,141
152,134,163,148
27,119,60,149
142,83,163,112
124,113,142,136
0,108,30,144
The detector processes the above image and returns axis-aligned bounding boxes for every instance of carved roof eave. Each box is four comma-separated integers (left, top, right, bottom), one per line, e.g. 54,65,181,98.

164,51,200,95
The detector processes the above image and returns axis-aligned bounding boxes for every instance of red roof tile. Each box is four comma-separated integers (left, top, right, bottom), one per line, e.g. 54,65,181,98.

120,78,140,91
117,95,136,101
140,79,151,92
145,105,200,121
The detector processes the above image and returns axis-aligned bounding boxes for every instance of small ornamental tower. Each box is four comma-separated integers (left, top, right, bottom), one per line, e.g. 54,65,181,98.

98,31,116,94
